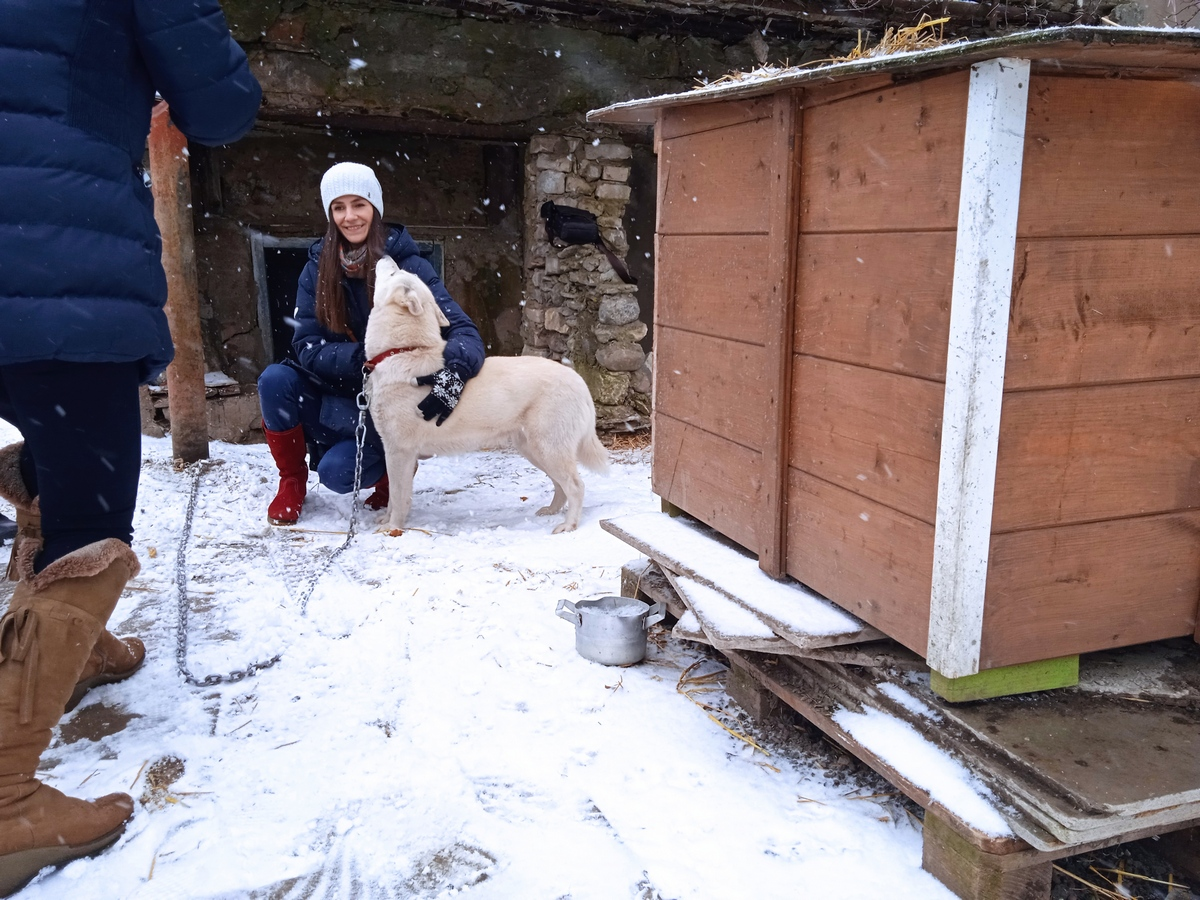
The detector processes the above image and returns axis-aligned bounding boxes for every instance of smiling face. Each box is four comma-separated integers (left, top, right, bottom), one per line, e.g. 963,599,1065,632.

329,194,375,245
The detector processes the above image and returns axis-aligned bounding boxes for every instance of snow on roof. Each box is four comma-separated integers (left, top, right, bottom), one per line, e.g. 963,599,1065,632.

588,25,1200,124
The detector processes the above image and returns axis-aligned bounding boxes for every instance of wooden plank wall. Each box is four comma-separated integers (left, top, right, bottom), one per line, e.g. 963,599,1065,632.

979,75,1200,668
652,98,786,554
786,70,1200,667
785,70,968,654
654,71,1200,670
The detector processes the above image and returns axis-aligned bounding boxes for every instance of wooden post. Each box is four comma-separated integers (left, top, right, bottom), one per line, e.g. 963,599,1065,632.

149,102,209,464
930,655,1078,703
927,59,1029,678
726,656,780,722
922,811,1052,900
758,89,801,579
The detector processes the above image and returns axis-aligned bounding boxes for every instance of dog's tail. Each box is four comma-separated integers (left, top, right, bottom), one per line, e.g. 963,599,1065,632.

579,430,610,474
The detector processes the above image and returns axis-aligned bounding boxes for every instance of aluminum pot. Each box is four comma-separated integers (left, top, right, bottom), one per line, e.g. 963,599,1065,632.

556,595,666,666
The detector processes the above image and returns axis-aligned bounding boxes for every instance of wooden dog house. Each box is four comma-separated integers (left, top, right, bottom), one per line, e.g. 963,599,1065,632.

589,27,1200,694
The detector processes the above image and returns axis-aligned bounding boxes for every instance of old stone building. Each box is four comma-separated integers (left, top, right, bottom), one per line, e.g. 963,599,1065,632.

167,0,1146,439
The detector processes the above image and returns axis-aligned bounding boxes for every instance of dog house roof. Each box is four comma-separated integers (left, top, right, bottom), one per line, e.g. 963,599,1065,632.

587,26,1200,125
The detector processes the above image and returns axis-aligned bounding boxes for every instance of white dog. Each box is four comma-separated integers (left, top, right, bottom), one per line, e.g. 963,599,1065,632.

364,256,609,533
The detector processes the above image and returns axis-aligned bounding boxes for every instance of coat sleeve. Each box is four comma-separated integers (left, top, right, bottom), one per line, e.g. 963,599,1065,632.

134,0,261,146
399,256,486,380
290,260,365,397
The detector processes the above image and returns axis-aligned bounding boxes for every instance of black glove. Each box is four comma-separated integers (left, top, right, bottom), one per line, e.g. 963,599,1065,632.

415,368,465,426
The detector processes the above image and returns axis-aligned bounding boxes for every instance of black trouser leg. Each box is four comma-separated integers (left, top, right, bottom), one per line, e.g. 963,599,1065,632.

0,362,142,571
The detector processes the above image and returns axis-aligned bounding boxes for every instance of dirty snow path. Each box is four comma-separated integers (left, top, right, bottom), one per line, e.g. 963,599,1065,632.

0,425,953,899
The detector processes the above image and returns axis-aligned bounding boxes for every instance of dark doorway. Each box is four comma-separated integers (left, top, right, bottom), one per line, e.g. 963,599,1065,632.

625,143,657,355
255,236,446,365
264,246,309,363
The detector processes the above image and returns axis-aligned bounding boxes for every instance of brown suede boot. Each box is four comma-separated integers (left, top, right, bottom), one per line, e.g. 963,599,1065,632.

0,539,139,896
0,442,144,711
66,631,146,714
0,443,37,584
2,504,37,585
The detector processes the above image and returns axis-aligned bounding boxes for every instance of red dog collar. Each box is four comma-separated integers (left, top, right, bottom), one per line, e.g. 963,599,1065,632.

364,347,420,372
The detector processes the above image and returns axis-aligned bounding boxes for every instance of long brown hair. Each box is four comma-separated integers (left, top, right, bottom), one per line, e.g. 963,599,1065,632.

314,209,388,340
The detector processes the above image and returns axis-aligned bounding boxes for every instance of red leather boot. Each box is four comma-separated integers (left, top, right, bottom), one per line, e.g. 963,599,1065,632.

263,423,308,525
364,473,389,510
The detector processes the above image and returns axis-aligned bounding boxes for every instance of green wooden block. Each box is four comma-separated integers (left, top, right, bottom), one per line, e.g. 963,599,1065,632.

660,498,684,518
930,655,1079,703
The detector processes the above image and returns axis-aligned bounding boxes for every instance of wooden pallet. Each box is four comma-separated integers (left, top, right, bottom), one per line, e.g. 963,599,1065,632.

608,513,1200,899
723,649,1200,900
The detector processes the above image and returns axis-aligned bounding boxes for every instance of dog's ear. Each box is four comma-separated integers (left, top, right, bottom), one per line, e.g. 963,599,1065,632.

401,288,426,318
434,302,450,328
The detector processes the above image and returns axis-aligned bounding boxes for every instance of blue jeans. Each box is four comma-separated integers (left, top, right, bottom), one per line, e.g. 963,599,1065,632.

257,364,385,493
0,361,141,570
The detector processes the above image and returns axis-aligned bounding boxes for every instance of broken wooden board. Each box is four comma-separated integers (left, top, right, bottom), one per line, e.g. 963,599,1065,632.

730,637,1200,854
730,648,1200,882
619,559,684,619
800,641,926,670
672,609,712,645
928,645,1200,847
660,568,809,656
729,650,1023,849
601,512,882,650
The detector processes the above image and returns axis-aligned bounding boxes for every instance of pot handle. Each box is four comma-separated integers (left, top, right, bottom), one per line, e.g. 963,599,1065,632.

556,598,580,626
645,601,666,628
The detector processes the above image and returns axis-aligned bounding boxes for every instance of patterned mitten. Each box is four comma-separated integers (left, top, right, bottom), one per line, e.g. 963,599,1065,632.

415,368,466,426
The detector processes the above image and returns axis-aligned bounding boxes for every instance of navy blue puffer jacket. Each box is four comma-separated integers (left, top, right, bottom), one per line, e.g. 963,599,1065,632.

0,0,261,382
290,226,486,437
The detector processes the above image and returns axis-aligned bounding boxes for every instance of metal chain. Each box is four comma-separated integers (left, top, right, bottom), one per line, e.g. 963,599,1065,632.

175,376,372,686
174,460,282,686
295,380,370,615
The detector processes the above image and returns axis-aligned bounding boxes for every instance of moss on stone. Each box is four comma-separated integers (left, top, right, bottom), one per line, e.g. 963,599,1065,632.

577,360,631,407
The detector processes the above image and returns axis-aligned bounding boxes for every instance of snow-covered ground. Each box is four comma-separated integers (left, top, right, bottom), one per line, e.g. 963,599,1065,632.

0,421,955,899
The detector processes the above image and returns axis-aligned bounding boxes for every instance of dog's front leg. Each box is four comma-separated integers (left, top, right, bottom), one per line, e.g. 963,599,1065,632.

383,445,419,531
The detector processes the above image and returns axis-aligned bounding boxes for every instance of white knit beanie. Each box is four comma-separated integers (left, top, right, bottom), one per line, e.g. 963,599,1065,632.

320,162,384,220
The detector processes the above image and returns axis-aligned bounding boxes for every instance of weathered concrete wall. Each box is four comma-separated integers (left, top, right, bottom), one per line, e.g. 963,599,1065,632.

220,2,823,132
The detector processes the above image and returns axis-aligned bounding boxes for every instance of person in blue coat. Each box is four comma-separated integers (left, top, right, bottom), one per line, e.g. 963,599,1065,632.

258,162,485,526
0,0,260,889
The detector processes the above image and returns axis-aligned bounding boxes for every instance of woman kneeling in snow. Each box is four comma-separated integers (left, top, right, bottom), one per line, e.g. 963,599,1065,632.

257,162,485,525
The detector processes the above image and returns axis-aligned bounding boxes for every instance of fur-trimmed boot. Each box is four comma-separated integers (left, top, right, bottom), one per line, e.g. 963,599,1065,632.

0,443,144,708
263,423,308,526
0,443,39,584
66,629,145,714
0,539,139,896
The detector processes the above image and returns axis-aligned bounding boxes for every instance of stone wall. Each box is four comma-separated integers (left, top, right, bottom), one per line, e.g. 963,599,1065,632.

522,133,651,431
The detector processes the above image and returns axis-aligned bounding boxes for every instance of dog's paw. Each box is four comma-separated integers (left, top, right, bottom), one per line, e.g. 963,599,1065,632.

551,522,577,535
534,505,554,517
